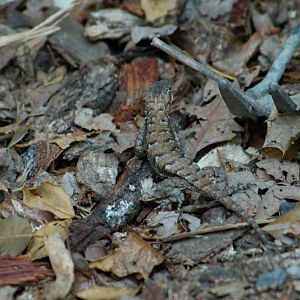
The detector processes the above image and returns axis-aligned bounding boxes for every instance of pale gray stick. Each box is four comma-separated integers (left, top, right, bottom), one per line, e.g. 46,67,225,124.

151,37,269,117
247,24,300,99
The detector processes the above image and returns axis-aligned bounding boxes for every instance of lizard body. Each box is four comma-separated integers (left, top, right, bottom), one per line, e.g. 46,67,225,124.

136,80,268,242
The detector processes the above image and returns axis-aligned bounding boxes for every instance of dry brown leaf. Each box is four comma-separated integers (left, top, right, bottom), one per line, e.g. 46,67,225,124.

255,187,281,220
112,232,165,279
181,83,242,158
74,110,117,132
89,255,114,272
90,232,165,279
85,241,108,261
89,113,116,131
23,182,75,219
11,199,54,224
260,35,281,64
263,109,300,159
0,148,24,179
85,8,143,40
27,219,71,261
43,231,74,300
251,5,277,36
24,83,63,114
111,130,138,154
214,33,261,76
256,158,299,184
120,0,144,16
76,284,139,300
0,214,32,256
239,66,261,88
256,185,300,220
263,205,300,239
198,144,259,168
52,131,95,149
147,211,201,237
141,0,177,22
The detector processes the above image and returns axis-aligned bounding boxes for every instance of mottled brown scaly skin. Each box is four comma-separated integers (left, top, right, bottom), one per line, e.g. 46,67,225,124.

136,80,268,242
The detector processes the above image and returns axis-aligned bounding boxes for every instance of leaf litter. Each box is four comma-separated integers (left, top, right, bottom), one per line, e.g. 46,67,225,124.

0,0,300,299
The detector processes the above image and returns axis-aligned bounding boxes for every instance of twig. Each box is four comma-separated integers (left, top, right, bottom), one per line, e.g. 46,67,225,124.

247,24,300,99
151,37,269,117
0,3,77,48
0,26,59,48
145,218,274,242
152,37,225,84
152,24,300,117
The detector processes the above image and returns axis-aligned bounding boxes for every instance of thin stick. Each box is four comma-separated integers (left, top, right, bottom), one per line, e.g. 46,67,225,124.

148,219,274,242
151,37,269,117
152,37,225,84
0,3,77,48
247,24,300,99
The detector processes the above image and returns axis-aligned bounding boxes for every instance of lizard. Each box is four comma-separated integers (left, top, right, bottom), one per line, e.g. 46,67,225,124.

135,80,269,243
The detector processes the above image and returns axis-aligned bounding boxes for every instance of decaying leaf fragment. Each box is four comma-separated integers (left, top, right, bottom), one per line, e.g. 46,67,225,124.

0,214,32,256
43,231,74,300
27,219,71,261
74,110,116,132
141,0,178,22
23,182,75,219
263,205,300,239
85,8,143,40
89,232,165,279
181,91,243,158
256,158,299,184
76,284,139,300
263,109,300,158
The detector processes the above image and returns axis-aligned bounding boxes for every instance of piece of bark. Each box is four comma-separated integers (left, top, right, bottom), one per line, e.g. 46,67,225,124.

85,8,143,41
49,16,109,67
69,159,153,251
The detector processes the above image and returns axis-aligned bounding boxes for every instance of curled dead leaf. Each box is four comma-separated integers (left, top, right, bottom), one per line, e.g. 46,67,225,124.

44,231,74,300
263,109,300,159
90,232,165,279
27,219,71,261
23,183,75,219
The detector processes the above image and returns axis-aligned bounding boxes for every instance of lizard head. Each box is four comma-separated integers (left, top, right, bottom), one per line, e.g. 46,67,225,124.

145,80,173,114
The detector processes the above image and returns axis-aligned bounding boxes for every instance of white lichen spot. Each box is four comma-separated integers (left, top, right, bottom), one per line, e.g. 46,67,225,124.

129,184,136,191
113,232,127,239
96,166,118,183
141,177,156,198
105,199,134,226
